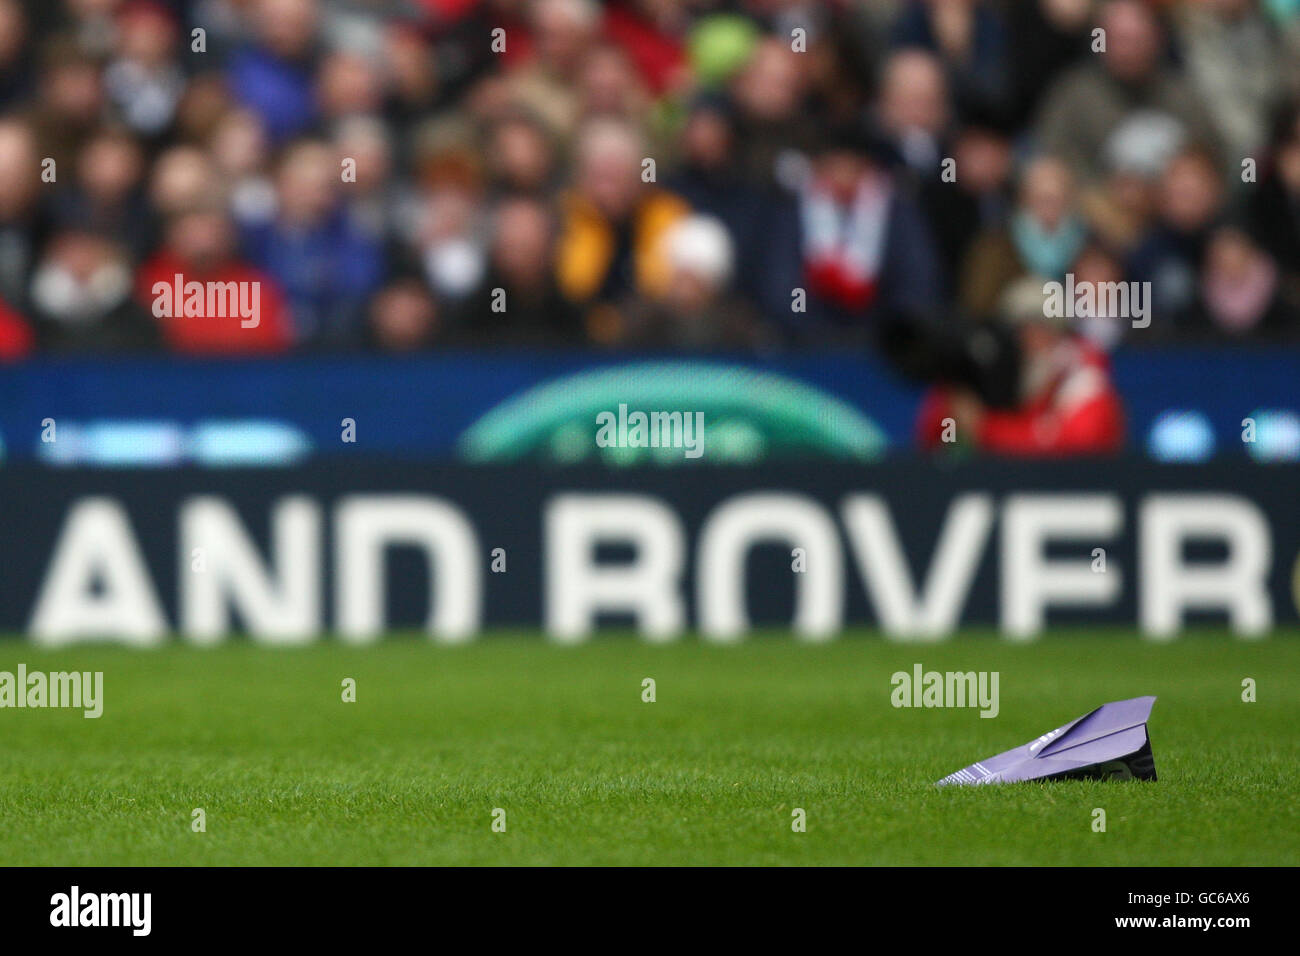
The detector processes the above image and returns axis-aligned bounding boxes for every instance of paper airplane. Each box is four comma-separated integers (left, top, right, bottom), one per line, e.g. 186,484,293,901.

936,696,1157,786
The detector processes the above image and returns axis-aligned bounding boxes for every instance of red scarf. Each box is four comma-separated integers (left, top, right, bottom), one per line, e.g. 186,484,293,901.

801,174,890,311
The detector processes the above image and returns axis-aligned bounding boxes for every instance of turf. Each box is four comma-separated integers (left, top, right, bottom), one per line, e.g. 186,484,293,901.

0,630,1296,866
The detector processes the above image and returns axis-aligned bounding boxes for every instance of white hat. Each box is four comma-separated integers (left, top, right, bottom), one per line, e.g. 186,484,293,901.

663,215,735,286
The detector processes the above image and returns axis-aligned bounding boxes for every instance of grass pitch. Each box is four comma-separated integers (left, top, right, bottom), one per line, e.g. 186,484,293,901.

0,631,1296,866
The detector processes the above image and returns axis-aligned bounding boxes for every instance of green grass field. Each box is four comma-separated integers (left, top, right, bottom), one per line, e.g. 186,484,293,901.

0,631,1296,866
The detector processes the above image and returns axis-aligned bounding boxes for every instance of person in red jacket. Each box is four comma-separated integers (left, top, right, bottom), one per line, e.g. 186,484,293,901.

136,204,291,354
917,278,1125,456
0,296,33,360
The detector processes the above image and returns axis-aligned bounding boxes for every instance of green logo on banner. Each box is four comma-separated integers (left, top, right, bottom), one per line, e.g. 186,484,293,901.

457,362,888,465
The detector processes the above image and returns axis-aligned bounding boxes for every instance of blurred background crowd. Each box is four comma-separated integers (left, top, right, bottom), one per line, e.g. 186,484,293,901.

0,0,1298,362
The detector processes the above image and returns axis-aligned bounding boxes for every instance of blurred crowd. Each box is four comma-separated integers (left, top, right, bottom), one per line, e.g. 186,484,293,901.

0,0,1299,361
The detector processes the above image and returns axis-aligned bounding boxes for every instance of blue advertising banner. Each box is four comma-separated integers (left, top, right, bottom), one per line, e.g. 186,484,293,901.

2,348,1298,464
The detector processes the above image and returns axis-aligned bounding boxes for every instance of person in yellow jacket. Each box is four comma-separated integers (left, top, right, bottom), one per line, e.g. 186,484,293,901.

555,118,690,343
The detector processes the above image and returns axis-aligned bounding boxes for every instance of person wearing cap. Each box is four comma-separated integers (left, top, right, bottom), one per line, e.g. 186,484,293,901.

916,276,1125,455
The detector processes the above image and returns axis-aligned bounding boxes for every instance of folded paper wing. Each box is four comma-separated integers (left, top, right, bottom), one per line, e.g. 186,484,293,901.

936,696,1157,786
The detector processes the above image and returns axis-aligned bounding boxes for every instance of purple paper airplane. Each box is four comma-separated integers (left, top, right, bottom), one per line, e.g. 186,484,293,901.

937,696,1157,786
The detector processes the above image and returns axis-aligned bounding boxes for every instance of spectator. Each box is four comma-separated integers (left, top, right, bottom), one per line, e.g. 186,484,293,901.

555,118,689,341
149,144,221,220
209,108,276,225
333,114,411,246
0,0,34,110
0,295,32,359
1126,148,1226,334
450,196,583,347
227,0,320,142
1036,0,1222,184
239,139,385,347
1246,105,1300,319
961,155,1084,318
29,229,158,352
575,43,651,126
0,119,51,309
483,109,560,198
406,122,489,303
505,0,602,141
54,127,151,258
104,1,185,138
601,0,690,96
876,49,951,180
619,213,765,349
757,123,943,345
890,0,1011,125
917,277,1125,456
1196,224,1298,340
1070,240,1130,351
316,47,384,127
665,92,767,303
945,124,1015,251
1006,0,1095,129
136,204,292,354
367,277,441,352
28,38,106,177
380,24,440,132
1174,0,1291,164
173,70,237,144
875,49,1008,285
729,35,815,188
